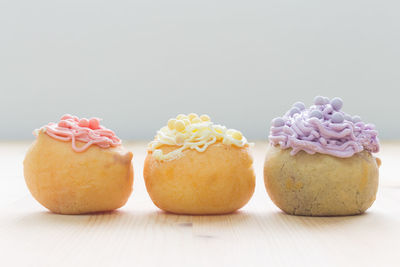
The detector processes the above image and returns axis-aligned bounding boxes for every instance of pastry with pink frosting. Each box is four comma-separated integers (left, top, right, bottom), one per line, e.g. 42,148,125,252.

23,115,133,214
264,96,381,216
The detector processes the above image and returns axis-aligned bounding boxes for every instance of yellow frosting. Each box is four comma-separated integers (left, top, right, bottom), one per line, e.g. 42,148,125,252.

148,113,249,161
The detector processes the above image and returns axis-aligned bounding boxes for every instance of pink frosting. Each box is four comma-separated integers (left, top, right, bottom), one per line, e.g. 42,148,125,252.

269,97,380,158
38,114,121,152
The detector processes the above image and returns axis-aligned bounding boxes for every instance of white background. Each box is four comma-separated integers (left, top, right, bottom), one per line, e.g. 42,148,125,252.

0,0,398,140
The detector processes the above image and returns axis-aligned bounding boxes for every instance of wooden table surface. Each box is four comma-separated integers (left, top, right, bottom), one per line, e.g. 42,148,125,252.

1,142,399,267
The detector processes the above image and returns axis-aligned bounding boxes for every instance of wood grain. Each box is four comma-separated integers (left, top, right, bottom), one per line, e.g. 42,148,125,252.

0,142,399,267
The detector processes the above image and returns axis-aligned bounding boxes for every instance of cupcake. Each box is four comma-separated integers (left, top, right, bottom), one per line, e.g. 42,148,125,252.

144,113,255,215
23,115,133,214
264,96,380,216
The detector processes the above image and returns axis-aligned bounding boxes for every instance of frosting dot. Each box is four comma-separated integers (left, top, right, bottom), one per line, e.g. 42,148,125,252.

168,119,177,129
232,131,243,140
309,110,323,119
191,118,201,124
61,114,73,120
352,115,361,123
331,97,343,111
200,114,211,122
89,118,100,130
272,117,285,127
214,125,224,133
176,114,187,120
175,120,185,132
289,107,300,117
323,97,330,104
188,113,199,121
344,114,352,122
314,96,325,105
226,129,234,135
331,112,344,123
293,102,306,110
78,118,89,128
58,120,71,128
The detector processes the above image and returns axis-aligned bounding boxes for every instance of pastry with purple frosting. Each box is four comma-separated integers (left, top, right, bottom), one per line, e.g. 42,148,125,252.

264,96,381,216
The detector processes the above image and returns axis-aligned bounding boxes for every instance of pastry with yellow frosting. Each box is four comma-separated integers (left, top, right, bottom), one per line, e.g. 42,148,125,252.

144,113,255,215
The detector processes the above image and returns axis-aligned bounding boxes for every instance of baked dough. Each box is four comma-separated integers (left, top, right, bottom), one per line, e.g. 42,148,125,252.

144,142,255,215
24,132,133,214
264,145,379,216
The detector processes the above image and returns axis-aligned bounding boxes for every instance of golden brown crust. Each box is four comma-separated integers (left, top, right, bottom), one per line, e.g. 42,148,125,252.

23,132,134,214
264,145,379,216
144,142,255,215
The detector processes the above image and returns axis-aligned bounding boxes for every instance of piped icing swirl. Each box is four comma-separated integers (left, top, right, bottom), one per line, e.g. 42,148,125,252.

35,114,121,152
269,96,379,158
148,113,249,161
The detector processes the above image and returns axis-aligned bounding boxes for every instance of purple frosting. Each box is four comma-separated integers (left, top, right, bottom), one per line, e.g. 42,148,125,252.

269,96,380,158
